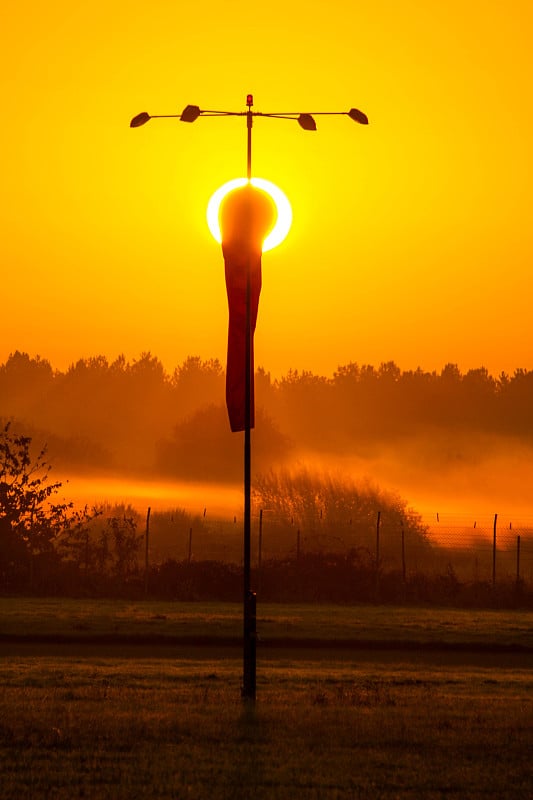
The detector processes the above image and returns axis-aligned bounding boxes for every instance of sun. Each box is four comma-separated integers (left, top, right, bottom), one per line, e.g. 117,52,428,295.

207,178,292,252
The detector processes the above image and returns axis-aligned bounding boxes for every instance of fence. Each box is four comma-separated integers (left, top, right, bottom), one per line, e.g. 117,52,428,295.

421,513,533,587
141,507,533,594
6,505,532,603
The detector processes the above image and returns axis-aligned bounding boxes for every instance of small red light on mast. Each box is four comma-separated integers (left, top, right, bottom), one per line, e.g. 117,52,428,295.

246,94,253,107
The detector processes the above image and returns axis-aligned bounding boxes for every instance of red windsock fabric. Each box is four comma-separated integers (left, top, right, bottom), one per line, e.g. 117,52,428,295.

220,185,274,432
222,243,262,432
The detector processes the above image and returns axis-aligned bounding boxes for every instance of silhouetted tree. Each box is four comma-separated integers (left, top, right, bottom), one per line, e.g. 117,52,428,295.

4,352,533,481
0,423,94,588
98,516,143,580
171,356,224,419
253,468,429,553
0,352,54,419
156,404,292,482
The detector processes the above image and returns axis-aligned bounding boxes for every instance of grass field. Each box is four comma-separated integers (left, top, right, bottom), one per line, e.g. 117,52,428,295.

1,599,532,798
2,597,533,648
1,655,532,799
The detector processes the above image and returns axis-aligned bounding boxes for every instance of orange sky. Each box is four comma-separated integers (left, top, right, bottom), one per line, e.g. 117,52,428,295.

2,1,532,379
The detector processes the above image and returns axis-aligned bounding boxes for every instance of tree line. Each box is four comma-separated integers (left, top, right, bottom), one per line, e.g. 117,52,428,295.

3,422,529,607
0,423,423,593
2,351,533,480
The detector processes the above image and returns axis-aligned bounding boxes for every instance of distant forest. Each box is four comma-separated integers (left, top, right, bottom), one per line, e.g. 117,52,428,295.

2,351,533,482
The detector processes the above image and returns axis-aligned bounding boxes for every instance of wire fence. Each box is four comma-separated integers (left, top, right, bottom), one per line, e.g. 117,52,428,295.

9,505,530,604
143,508,533,591
421,513,533,586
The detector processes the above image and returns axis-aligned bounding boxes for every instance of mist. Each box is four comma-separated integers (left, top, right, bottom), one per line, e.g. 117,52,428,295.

309,431,533,522
59,474,243,519
55,431,533,534
3,352,533,528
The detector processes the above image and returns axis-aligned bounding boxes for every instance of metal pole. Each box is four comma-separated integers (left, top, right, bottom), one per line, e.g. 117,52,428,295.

242,94,256,702
516,534,521,592
144,506,151,597
492,513,498,589
401,521,406,585
129,94,369,705
375,510,381,600
258,508,263,591
246,96,252,181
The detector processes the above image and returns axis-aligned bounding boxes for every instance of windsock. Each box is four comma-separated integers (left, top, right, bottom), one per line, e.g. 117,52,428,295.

220,185,274,432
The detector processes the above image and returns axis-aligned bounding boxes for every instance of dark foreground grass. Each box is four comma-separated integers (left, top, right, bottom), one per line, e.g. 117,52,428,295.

0,655,532,799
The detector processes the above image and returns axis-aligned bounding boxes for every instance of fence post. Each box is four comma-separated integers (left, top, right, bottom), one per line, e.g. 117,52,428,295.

188,527,193,565
296,529,301,561
257,509,263,593
376,511,381,565
401,521,406,585
85,530,90,576
516,534,521,592
492,513,498,589
375,511,381,600
258,509,263,569
144,507,151,597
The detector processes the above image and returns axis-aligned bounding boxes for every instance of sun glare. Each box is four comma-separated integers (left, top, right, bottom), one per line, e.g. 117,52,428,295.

207,178,292,252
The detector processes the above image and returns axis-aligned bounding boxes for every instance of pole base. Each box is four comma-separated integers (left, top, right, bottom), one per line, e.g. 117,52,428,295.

242,590,256,701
